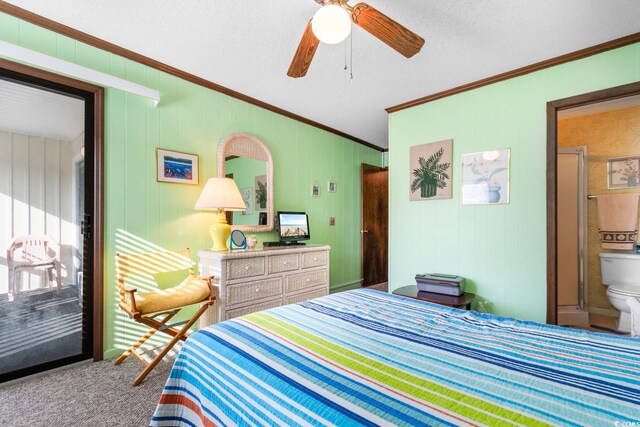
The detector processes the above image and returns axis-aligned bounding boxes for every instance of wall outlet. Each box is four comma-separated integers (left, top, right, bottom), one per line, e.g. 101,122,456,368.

329,217,335,226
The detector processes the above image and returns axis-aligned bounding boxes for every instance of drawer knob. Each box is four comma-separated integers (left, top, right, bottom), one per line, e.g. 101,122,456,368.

306,278,310,282
283,261,287,265
255,288,260,293
313,257,317,261
245,266,250,270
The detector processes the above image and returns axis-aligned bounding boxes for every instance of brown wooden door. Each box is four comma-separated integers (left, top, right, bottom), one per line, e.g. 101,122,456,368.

361,164,388,287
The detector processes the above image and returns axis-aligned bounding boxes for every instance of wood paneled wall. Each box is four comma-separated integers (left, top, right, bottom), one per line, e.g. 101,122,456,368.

388,43,640,322
0,12,381,358
0,130,82,293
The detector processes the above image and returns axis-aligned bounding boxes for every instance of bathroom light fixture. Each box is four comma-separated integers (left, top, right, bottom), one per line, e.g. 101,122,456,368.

311,4,352,44
0,40,160,106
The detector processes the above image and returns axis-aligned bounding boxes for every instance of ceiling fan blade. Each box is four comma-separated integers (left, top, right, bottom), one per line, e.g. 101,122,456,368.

287,20,320,78
351,3,425,58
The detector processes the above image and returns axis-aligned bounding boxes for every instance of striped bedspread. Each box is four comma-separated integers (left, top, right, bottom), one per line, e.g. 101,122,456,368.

151,289,640,426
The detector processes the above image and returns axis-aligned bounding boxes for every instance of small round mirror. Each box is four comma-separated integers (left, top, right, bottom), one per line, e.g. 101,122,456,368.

229,229,247,250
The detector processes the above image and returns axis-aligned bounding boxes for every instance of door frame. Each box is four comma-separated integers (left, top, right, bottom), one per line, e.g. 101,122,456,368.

546,81,640,324
0,58,104,362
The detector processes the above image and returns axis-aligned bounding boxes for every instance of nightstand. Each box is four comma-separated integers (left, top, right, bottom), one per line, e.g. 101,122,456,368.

393,285,475,310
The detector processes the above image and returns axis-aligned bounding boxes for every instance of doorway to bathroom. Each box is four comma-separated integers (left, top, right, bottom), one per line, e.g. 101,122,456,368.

548,82,640,332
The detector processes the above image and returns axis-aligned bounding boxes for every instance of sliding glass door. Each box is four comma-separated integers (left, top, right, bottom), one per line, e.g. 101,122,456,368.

0,69,95,383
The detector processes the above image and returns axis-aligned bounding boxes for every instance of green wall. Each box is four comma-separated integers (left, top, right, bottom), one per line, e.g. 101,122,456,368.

389,43,640,323
0,13,380,358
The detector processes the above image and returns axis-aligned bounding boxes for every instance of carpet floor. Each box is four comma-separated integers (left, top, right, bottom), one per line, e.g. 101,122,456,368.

364,282,388,292
1,287,389,426
0,357,172,427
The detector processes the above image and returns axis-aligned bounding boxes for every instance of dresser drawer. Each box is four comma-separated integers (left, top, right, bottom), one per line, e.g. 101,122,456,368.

268,253,299,274
301,251,327,269
226,257,265,280
285,270,327,293
226,298,283,320
285,287,328,305
227,277,282,306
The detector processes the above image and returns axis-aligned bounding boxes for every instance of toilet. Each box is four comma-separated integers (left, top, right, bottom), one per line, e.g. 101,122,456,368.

600,252,640,333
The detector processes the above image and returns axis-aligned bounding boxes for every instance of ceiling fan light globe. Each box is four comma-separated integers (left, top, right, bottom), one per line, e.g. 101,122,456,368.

312,4,351,44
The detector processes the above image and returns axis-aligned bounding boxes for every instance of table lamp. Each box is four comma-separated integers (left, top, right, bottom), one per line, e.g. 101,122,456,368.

194,177,246,251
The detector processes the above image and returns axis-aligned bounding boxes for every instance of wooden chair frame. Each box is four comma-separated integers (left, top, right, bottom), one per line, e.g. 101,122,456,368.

114,248,215,385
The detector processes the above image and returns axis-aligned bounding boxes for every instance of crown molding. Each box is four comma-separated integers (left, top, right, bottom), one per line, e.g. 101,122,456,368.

387,32,640,113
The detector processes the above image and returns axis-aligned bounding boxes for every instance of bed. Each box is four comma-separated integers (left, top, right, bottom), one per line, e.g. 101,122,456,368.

151,289,640,426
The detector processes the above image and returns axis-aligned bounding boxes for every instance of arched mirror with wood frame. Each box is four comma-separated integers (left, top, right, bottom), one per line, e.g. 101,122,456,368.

218,133,274,232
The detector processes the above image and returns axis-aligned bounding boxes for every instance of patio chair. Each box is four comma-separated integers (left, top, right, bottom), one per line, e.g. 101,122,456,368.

7,235,62,302
114,248,216,385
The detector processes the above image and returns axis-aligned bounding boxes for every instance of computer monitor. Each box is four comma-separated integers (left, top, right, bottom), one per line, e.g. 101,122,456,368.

276,211,310,244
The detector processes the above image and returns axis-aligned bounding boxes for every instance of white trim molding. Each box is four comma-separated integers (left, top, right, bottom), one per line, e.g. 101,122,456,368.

0,40,160,105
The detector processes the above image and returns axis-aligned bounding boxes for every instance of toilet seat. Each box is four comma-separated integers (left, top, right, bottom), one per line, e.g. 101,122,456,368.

607,287,640,297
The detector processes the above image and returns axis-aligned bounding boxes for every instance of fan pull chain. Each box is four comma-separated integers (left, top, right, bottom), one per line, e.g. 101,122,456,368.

349,28,354,82
344,38,348,71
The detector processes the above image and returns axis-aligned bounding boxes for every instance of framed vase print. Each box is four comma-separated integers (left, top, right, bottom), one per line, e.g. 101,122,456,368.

608,155,640,189
240,187,253,215
462,149,510,205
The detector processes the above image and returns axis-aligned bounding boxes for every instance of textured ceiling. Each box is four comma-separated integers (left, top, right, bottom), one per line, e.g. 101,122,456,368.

4,0,640,148
0,78,84,141
558,95,640,119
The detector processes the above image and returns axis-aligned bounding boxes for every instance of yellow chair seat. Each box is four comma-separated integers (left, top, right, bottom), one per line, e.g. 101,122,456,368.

115,248,215,385
129,276,211,315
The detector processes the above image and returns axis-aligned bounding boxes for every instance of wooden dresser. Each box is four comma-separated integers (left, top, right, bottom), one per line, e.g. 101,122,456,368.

197,244,330,327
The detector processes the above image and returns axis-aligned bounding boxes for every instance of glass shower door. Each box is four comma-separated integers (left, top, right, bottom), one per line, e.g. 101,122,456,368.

557,147,589,326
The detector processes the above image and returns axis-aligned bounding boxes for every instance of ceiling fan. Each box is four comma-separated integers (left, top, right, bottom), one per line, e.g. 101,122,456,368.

287,0,425,78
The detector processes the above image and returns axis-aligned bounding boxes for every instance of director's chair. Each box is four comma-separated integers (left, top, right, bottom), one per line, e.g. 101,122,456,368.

114,248,215,385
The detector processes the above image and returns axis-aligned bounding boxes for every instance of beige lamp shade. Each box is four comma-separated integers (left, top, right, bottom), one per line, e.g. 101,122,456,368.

194,177,246,211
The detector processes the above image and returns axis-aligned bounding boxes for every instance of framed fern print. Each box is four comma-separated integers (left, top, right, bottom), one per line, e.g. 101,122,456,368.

409,139,453,201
